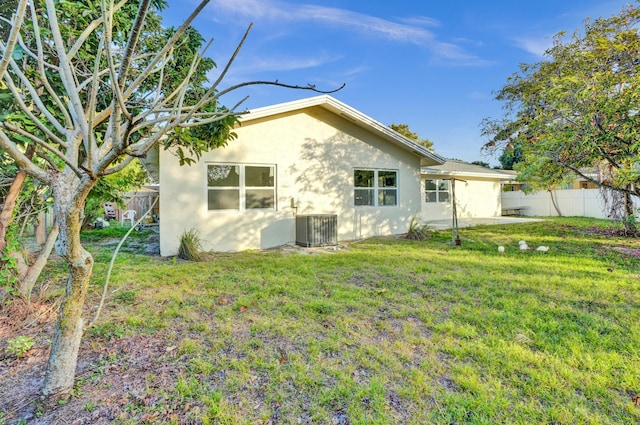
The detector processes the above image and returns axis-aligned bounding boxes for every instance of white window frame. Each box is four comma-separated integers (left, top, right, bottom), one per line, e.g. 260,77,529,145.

425,179,450,203
354,168,398,207
206,163,276,211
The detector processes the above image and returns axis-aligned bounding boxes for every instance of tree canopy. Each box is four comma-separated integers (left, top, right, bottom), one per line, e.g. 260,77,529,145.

389,123,435,151
482,2,640,230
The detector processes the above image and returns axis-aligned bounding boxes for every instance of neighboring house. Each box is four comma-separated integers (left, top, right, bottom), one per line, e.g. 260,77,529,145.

421,159,514,222
159,95,444,254
501,168,600,192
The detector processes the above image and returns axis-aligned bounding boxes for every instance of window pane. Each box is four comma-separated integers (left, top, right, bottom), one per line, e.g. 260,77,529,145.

246,166,274,187
426,192,437,203
378,171,397,188
246,189,275,209
354,188,374,206
438,180,449,191
379,189,397,206
439,192,450,203
425,180,437,190
208,189,239,210
207,165,239,187
354,170,374,188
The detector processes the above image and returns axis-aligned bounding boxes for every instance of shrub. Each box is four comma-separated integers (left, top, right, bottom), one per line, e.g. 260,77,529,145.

405,216,432,241
178,228,206,261
7,335,35,358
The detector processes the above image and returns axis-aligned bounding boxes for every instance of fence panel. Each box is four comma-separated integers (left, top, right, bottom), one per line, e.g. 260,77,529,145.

502,189,639,218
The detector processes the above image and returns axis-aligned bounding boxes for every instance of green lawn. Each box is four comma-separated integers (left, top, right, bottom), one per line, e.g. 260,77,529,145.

11,218,640,424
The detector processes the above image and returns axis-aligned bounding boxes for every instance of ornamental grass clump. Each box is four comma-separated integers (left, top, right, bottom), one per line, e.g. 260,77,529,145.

405,216,432,241
178,228,206,261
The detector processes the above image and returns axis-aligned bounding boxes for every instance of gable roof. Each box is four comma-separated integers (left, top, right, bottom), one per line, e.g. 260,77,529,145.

241,95,445,166
421,159,515,180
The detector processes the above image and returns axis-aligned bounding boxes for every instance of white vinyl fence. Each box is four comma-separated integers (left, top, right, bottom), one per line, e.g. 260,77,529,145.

501,189,640,219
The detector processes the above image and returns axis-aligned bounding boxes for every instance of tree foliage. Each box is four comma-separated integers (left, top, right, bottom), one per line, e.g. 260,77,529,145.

482,3,640,230
389,123,435,151
497,141,523,170
470,160,490,168
83,159,149,227
0,0,18,40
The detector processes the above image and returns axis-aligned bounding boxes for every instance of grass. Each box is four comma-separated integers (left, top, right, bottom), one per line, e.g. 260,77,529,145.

24,218,640,423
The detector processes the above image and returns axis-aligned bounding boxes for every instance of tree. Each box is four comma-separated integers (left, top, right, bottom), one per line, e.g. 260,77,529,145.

0,0,340,403
497,142,523,170
514,156,571,216
470,160,490,168
389,123,435,151
482,3,640,233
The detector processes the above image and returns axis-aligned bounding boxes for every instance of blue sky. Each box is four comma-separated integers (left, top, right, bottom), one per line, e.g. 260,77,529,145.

162,0,634,165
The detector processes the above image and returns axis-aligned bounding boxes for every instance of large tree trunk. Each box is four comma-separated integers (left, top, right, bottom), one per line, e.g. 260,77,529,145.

41,179,94,402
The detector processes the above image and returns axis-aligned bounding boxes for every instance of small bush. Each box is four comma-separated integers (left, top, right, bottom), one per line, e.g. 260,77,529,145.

7,335,35,358
178,228,206,261
86,322,125,339
114,290,137,304
405,216,432,241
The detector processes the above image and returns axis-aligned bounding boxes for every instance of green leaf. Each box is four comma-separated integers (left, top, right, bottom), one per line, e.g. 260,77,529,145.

11,45,24,60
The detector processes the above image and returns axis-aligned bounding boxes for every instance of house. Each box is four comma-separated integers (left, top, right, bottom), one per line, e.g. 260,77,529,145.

500,168,600,192
420,159,515,222
159,95,444,254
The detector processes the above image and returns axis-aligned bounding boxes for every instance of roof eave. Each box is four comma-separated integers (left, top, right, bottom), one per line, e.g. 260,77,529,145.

421,168,515,179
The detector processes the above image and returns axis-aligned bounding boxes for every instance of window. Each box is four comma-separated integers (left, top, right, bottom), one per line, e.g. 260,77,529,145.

425,179,450,203
207,164,275,211
354,169,397,207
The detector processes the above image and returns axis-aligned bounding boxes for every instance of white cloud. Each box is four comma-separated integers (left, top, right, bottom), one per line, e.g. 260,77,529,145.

398,16,441,28
513,36,553,58
340,65,369,78
232,52,342,74
211,0,435,44
297,5,435,44
209,0,485,64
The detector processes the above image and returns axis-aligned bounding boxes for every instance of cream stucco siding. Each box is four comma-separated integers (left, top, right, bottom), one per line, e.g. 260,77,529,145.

421,175,502,221
160,106,423,254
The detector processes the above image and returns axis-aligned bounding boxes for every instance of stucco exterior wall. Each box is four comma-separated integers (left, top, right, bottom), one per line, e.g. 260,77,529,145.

420,176,502,221
159,107,423,254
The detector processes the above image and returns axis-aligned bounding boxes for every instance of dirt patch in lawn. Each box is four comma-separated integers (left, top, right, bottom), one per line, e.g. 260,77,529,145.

1,326,196,424
610,246,640,258
570,225,640,239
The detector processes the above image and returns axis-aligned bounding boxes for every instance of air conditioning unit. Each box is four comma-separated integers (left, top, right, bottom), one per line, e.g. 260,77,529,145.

296,214,338,247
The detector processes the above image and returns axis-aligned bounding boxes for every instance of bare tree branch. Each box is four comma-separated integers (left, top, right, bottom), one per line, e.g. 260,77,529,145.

0,131,50,182
68,0,128,60
0,0,28,80
100,155,136,176
116,0,151,87
1,73,67,146
1,123,83,177
45,0,89,157
28,0,73,130
122,0,212,99
102,0,133,123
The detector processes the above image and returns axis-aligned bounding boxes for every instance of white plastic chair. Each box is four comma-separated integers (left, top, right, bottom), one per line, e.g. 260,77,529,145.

122,210,136,227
